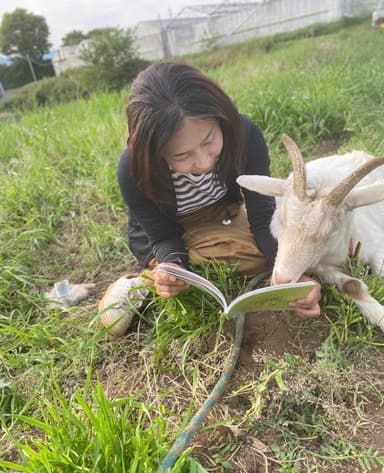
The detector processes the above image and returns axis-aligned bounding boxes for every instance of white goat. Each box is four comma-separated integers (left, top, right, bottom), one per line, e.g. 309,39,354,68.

237,135,384,330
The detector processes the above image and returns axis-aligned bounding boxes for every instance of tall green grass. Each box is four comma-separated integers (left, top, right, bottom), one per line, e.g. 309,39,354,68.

205,23,384,173
0,384,203,473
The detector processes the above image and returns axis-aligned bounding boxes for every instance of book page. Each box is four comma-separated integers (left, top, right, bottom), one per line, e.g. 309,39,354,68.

156,263,228,310
226,281,316,318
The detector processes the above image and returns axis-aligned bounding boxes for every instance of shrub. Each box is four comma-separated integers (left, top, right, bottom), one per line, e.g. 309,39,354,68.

7,71,91,109
79,28,150,91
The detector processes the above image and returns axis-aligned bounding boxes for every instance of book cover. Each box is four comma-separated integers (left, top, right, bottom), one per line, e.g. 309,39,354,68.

156,263,315,318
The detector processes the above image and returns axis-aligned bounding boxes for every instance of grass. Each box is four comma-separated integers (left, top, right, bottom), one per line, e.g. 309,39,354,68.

1,384,203,473
1,17,384,472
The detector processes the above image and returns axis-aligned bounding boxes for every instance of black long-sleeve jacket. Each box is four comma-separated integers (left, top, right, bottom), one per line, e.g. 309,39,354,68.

117,115,277,270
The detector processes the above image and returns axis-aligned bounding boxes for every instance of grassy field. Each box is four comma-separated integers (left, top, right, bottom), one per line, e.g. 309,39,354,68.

1,18,384,473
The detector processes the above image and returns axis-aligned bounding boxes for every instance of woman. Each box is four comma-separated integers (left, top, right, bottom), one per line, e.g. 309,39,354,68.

99,61,321,336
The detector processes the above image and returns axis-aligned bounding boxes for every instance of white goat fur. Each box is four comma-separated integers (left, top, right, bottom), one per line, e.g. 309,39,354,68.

237,149,384,331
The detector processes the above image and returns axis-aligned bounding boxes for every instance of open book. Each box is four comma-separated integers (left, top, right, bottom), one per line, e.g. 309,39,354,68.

156,263,316,318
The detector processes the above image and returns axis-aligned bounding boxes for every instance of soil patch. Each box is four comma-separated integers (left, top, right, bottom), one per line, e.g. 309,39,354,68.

312,138,341,158
225,310,324,368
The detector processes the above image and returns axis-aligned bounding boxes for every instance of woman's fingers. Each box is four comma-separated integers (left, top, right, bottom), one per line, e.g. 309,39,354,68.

154,267,189,298
292,303,321,319
288,277,321,319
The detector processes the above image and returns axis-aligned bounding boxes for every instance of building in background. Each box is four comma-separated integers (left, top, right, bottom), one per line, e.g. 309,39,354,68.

134,2,250,60
51,40,90,76
134,0,377,60
134,16,210,60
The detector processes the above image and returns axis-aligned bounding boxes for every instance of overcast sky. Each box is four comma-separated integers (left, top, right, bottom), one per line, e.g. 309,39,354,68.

0,0,219,49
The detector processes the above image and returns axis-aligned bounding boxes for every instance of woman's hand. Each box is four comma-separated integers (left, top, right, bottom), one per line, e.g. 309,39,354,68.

288,274,321,319
154,263,190,298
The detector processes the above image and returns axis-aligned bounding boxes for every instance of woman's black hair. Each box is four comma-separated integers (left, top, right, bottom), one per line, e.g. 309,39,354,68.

127,61,245,202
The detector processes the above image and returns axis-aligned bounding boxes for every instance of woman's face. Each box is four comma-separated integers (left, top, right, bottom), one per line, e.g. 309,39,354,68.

162,117,223,175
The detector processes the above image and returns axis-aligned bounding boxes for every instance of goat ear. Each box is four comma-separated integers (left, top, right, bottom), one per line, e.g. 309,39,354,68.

237,175,286,196
344,179,384,209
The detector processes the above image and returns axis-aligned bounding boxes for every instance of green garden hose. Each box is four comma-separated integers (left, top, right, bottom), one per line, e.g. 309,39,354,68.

157,272,270,472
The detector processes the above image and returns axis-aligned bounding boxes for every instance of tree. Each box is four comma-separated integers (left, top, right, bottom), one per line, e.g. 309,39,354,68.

87,27,118,39
0,8,50,59
79,27,148,90
62,30,88,47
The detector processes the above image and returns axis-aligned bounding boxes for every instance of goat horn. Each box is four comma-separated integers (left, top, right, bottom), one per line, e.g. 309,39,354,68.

281,134,307,200
325,156,384,206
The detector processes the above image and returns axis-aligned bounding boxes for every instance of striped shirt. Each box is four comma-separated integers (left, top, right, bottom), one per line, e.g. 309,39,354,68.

171,169,227,215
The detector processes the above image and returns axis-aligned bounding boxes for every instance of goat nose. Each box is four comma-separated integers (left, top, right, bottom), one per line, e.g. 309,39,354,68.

272,271,292,285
